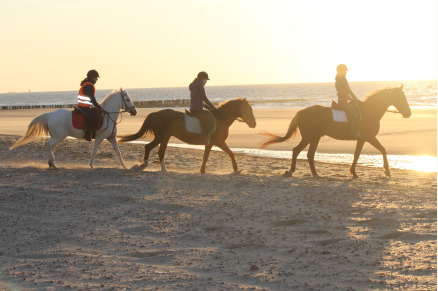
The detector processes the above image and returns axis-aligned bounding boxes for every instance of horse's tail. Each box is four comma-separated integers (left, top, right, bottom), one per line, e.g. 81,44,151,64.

260,112,300,149
118,112,156,143
10,113,50,150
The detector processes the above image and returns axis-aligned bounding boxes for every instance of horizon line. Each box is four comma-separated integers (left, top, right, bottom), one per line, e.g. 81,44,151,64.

2,78,436,94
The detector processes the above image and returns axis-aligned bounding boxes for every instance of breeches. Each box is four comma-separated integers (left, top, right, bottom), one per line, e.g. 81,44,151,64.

338,100,359,122
79,107,99,128
190,110,215,132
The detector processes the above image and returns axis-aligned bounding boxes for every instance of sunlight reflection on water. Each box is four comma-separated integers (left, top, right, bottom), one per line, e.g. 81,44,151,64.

158,142,437,173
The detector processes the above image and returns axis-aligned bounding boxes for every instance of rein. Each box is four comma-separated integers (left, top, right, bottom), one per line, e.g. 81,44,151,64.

214,106,245,123
100,89,134,136
386,109,402,114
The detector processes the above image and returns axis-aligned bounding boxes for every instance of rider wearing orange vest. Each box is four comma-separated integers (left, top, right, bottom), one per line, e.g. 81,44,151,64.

78,70,101,141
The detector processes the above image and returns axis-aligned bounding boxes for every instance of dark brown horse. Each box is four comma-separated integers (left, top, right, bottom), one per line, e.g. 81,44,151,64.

261,86,411,178
119,98,256,173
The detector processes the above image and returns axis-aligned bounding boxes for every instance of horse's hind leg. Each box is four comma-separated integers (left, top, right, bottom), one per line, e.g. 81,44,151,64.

284,138,309,177
157,137,170,172
307,137,321,178
45,136,65,169
139,138,160,168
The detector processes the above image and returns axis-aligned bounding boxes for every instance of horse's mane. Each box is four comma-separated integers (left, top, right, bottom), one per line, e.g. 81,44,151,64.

101,89,120,104
363,87,397,102
218,97,247,109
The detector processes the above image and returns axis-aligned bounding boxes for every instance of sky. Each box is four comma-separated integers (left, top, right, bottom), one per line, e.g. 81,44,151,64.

0,0,436,93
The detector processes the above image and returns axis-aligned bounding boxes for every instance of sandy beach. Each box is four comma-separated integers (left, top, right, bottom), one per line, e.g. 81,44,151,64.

0,107,436,290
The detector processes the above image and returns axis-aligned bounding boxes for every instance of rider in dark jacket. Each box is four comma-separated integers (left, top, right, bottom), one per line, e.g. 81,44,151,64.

78,70,101,141
189,71,217,144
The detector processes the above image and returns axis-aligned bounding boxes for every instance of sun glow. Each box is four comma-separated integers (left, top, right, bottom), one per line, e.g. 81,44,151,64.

390,156,438,173
0,1,436,92
406,156,438,173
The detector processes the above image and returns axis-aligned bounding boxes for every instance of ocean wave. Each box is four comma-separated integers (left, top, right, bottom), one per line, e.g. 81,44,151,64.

1,80,436,108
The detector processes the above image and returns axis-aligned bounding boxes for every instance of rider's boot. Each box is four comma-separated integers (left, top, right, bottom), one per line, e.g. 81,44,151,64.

199,132,210,145
84,129,92,141
349,120,360,138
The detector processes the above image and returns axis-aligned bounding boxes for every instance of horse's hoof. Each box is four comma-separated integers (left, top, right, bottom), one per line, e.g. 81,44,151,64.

384,168,391,178
89,164,94,169
130,164,145,171
282,171,292,177
233,169,244,175
48,161,57,169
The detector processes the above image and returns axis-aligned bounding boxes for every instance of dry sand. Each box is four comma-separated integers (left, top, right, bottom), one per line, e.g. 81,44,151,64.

0,107,436,290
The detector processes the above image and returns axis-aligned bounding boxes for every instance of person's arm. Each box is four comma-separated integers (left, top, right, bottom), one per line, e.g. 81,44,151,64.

199,86,216,110
345,82,359,101
82,85,101,109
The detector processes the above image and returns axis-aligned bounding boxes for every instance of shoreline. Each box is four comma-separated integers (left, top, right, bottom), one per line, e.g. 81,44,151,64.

1,107,436,157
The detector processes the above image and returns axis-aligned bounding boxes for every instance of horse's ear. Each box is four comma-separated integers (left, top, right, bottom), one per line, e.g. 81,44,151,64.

400,84,403,90
120,87,123,92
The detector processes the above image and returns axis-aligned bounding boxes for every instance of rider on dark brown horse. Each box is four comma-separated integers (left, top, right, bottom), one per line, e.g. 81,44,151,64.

78,70,102,141
335,64,360,137
189,71,217,144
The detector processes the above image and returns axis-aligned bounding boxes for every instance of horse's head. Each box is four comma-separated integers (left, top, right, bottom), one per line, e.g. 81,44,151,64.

120,88,137,116
217,98,256,128
239,98,257,128
392,85,411,118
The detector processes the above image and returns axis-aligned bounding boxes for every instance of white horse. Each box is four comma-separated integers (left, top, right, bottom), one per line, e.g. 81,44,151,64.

10,89,137,169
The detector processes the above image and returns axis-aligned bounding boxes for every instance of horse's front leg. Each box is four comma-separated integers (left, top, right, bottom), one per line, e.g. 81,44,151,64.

200,144,213,174
350,139,365,178
215,141,239,174
367,136,390,177
89,137,105,169
107,136,127,169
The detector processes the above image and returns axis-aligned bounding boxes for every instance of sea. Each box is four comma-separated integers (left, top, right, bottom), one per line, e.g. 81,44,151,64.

1,80,436,173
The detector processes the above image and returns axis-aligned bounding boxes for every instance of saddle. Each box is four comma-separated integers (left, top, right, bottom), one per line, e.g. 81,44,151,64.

330,100,361,123
184,109,217,135
72,106,104,131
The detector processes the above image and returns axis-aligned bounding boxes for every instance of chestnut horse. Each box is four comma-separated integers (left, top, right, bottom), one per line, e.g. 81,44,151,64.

261,86,411,178
119,98,256,173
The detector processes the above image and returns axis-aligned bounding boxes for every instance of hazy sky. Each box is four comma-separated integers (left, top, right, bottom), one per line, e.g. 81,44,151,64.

1,0,436,93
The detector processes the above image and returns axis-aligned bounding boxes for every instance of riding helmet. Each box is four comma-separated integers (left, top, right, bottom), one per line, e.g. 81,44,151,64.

336,64,349,72
87,69,100,79
197,71,210,80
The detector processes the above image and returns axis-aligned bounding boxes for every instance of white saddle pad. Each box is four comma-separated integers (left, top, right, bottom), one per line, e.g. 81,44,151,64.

332,109,348,123
184,112,217,134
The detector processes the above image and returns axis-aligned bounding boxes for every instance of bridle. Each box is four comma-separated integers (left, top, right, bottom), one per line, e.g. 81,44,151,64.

100,89,136,136
213,102,247,123
218,111,244,123
103,88,135,114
